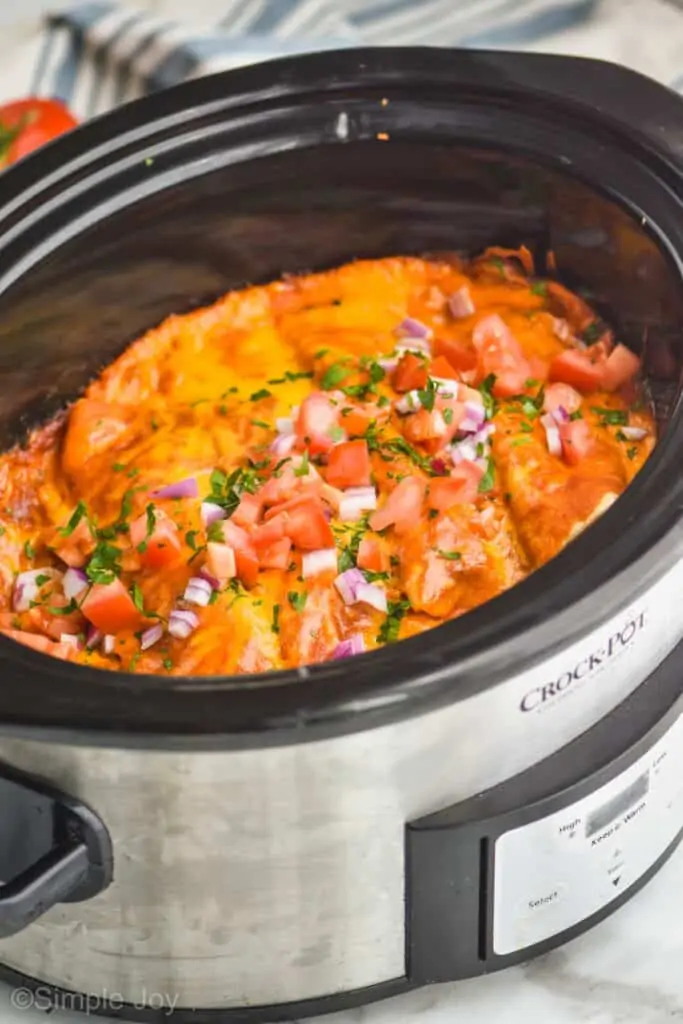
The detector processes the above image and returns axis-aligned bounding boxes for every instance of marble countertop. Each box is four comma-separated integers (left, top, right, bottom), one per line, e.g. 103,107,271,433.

0,1,682,1023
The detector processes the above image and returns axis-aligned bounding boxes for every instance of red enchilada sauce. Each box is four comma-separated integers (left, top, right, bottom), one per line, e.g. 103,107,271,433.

0,249,654,674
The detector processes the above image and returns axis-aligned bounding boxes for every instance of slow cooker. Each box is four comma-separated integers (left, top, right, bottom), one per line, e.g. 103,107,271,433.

0,47,682,1023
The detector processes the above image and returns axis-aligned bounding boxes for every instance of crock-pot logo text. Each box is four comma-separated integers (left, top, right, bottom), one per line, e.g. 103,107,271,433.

520,611,646,713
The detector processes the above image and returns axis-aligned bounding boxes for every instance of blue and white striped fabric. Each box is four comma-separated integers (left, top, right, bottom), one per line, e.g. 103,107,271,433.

20,0,604,119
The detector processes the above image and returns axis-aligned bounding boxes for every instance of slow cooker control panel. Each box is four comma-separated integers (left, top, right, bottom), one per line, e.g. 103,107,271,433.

407,639,683,983
493,712,683,954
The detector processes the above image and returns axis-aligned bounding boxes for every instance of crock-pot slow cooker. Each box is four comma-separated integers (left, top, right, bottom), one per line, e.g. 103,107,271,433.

0,47,683,1023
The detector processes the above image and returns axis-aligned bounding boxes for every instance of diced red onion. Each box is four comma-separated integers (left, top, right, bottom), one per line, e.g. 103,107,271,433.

378,356,399,373
339,487,377,522
431,458,448,475
150,477,198,500
63,567,89,601
59,633,83,650
552,317,571,342
198,566,221,590
85,625,102,650
395,316,432,340
395,390,423,415
355,583,388,613
620,425,649,441
275,417,294,436
475,456,489,471
451,440,478,465
334,567,366,605
448,285,475,319
431,410,448,437
13,568,62,613
270,433,297,458
140,624,164,651
541,413,562,456
183,576,213,607
103,635,116,656
430,378,457,397
464,401,486,426
201,502,226,527
332,634,365,659
169,608,200,640
550,405,570,425
302,548,338,578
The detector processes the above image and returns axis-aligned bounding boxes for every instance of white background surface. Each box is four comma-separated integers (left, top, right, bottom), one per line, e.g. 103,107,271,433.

1,0,683,1021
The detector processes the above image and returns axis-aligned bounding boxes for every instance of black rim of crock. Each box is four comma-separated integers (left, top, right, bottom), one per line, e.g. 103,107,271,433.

0,48,682,747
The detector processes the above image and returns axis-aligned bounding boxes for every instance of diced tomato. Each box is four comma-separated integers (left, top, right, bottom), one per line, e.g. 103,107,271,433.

433,336,477,373
403,409,450,444
264,493,321,522
259,537,292,570
259,466,320,507
369,476,425,534
1,629,76,661
220,519,260,587
296,393,340,455
129,508,183,570
231,493,262,529
392,352,428,393
549,349,606,392
282,498,334,550
559,420,593,465
205,542,236,582
472,314,531,397
543,382,582,416
81,579,145,633
339,402,389,437
252,516,286,548
429,355,461,381
357,537,389,573
325,440,371,489
427,462,484,509
52,517,95,568
601,344,640,392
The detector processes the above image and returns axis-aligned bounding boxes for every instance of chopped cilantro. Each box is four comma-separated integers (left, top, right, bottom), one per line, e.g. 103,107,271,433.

288,591,307,612
271,603,281,633
268,371,314,385
58,501,90,538
489,256,506,276
591,406,628,426
531,281,547,297
520,421,533,433
112,462,126,472
47,599,78,616
581,320,605,345
250,388,272,402
428,508,439,519
0,527,5,537
185,530,200,551
569,410,583,421
627,446,638,460
478,457,495,493
23,539,35,559
511,437,531,447
207,466,261,517
417,378,437,412
443,407,453,425
377,599,411,644
207,521,225,543
328,424,346,443
320,362,351,390
85,541,122,585
479,374,497,419
437,550,462,561
130,582,145,614
314,348,329,359
294,450,310,477
251,419,270,430
162,657,173,671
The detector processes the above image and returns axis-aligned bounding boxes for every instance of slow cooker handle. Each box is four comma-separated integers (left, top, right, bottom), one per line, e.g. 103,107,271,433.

0,759,113,938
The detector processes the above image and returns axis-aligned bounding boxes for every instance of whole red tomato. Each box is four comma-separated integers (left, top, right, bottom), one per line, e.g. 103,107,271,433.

0,98,78,169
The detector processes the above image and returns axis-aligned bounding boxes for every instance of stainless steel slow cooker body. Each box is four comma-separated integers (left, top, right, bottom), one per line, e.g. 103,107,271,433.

0,48,682,1017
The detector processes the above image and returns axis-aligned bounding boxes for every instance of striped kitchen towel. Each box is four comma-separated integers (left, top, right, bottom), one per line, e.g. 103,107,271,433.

11,0,604,119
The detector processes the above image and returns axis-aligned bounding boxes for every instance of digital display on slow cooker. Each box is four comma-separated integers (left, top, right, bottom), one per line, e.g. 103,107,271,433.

584,771,650,838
